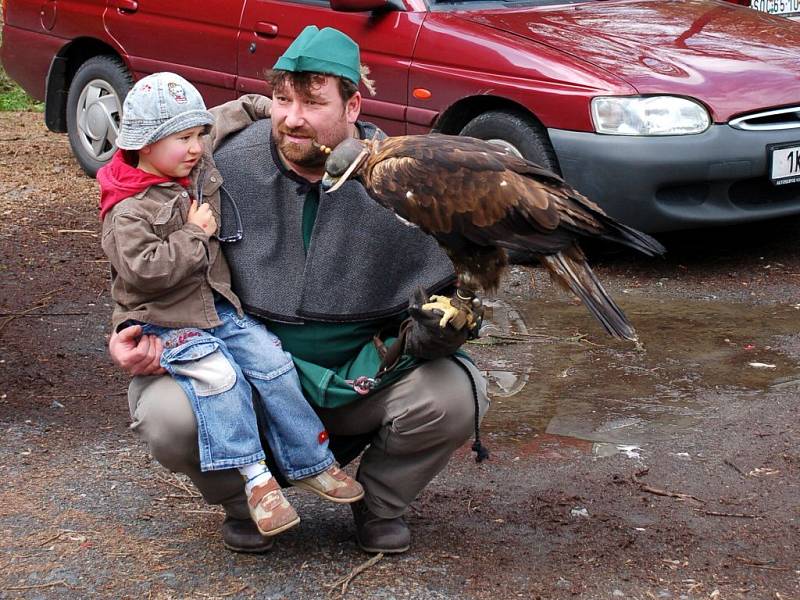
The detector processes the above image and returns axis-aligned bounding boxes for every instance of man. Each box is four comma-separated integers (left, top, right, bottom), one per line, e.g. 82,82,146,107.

109,25,489,555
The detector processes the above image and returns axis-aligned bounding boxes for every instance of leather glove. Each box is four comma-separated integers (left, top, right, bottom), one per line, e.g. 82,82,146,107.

402,286,483,360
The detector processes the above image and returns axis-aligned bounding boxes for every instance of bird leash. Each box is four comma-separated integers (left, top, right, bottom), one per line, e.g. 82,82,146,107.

345,315,490,463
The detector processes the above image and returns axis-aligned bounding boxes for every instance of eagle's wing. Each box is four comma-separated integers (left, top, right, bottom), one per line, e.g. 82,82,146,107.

366,134,663,258
364,134,567,251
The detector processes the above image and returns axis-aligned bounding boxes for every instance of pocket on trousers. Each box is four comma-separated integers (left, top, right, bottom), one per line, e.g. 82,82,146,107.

163,340,237,397
226,311,263,329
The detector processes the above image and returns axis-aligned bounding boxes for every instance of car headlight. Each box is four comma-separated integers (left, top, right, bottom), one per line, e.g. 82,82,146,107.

591,96,710,136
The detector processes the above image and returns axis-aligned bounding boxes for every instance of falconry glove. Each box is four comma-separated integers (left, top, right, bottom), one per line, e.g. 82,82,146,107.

402,287,483,360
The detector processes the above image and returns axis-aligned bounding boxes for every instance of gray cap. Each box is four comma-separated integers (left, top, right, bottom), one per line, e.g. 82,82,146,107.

117,72,214,150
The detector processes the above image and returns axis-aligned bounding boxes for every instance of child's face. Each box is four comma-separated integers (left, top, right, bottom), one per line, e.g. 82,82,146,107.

138,126,205,178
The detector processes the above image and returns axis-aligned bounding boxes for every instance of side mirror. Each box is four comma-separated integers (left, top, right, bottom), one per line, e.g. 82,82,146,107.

330,0,403,12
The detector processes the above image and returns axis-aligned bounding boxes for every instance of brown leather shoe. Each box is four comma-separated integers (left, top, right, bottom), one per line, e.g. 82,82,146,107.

351,500,410,554
290,464,364,504
221,517,274,554
247,477,300,536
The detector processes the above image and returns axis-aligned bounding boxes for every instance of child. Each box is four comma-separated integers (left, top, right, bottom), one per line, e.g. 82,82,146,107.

98,72,363,538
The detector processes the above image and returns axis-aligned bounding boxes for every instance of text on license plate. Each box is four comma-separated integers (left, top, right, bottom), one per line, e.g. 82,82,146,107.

770,144,800,185
750,0,800,15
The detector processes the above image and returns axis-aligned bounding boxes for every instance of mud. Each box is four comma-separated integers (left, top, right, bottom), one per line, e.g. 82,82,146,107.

1,112,798,599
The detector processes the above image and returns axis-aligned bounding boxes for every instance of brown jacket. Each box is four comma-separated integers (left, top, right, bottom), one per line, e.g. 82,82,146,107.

101,94,272,331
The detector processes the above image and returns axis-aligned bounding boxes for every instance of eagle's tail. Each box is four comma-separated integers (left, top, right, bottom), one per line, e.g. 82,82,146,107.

541,250,637,341
593,215,666,258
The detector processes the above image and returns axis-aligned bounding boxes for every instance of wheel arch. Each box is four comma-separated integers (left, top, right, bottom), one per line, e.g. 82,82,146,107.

433,95,545,136
45,38,127,133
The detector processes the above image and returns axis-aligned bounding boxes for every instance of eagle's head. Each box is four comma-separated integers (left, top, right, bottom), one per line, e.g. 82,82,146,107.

321,137,374,193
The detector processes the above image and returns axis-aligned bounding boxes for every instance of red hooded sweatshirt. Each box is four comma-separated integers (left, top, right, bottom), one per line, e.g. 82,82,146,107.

97,150,190,220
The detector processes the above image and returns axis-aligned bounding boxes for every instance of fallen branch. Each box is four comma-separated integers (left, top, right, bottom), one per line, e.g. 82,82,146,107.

218,584,249,597
197,583,250,598
38,530,71,547
154,494,200,501
700,510,758,518
90,447,134,455
633,472,703,504
0,287,64,337
0,311,89,317
723,459,746,476
638,483,703,504
4,580,68,591
326,552,384,597
735,556,789,571
155,473,201,497
0,303,48,337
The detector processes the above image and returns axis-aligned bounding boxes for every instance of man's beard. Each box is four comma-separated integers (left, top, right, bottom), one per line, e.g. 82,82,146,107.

276,127,327,168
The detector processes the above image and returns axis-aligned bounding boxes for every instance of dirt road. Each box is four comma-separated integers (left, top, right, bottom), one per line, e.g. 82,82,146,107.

0,112,798,599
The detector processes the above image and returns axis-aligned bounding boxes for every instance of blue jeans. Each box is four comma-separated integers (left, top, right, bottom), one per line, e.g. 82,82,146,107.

141,300,334,478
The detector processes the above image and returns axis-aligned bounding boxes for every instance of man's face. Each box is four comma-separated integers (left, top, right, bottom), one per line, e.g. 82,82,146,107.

271,75,360,175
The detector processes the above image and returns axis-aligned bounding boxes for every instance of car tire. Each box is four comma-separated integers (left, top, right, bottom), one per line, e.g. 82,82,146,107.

66,55,133,177
459,109,560,173
460,110,559,264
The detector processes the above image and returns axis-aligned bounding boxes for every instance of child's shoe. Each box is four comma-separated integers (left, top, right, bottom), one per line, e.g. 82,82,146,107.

290,464,365,503
247,477,300,536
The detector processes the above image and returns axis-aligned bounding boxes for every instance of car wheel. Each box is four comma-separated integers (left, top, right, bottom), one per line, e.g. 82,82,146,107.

460,110,560,264
66,55,133,177
460,109,559,172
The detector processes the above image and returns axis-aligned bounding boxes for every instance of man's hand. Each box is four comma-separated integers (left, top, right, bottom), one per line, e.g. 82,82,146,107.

187,200,217,235
403,287,482,360
109,325,166,376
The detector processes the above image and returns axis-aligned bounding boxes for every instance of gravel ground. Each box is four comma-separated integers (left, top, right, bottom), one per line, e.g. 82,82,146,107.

0,112,798,599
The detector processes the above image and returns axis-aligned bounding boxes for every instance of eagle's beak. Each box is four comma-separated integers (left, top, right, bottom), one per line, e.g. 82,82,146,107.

322,148,369,194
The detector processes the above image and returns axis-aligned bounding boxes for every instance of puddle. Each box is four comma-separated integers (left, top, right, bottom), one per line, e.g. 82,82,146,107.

476,294,800,458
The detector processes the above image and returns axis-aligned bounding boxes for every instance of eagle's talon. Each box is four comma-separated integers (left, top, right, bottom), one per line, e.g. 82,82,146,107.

422,295,461,329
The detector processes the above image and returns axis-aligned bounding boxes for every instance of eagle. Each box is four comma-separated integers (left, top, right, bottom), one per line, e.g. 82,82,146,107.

320,133,665,341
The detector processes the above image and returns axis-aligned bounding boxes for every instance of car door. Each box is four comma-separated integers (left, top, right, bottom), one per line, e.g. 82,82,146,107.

236,0,424,135
104,0,241,106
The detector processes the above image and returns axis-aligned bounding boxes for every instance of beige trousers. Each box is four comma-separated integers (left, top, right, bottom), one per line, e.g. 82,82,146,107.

128,357,489,520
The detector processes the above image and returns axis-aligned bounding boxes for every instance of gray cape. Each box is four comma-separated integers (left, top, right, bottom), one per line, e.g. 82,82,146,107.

214,119,456,324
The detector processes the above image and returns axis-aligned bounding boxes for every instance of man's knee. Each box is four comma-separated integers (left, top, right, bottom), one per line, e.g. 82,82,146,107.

391,358,488,450
129,375,198,471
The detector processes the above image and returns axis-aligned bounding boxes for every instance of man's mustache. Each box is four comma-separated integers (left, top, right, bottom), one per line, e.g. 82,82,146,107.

278,126,316,139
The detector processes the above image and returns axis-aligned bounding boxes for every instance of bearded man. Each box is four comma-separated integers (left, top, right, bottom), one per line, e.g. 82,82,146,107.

110,25,488,555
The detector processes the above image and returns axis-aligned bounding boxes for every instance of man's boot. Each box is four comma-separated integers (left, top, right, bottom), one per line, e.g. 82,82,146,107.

351,499,410,554
221,516,274,553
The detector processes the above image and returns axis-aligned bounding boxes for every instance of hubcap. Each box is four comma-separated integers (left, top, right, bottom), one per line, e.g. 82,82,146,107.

75,79,121,163
486,137,523,158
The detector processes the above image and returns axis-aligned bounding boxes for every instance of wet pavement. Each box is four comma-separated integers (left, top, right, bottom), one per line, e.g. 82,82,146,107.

2,111,798,598
478,294,800,458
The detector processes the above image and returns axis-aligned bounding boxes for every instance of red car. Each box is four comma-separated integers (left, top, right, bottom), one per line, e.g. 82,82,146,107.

3,0,800,232
733,0,800,19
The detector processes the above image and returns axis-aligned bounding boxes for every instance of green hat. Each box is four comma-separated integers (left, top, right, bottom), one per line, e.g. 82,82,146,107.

273,26,361,85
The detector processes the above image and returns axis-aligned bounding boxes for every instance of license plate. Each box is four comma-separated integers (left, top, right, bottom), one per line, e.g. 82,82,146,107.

768,143,800,185
750,0,800,16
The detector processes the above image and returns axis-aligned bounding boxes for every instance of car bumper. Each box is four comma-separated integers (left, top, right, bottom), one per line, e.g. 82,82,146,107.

548,125,800,232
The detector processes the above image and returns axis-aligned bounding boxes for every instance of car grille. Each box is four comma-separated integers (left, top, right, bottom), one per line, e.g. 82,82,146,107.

729,107,800,131
656,178,800,209
729,177,800,206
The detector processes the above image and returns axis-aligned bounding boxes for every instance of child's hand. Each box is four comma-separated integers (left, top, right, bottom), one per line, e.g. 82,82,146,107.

187,200,217,235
